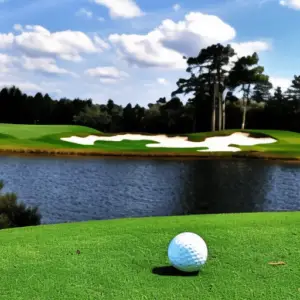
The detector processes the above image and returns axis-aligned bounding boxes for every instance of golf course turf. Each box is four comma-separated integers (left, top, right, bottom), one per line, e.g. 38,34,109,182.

0,123,300,160
0,125,299,299
0,212,299,299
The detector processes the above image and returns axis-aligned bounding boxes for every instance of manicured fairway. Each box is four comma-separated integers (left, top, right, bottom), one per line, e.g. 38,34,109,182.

0,123,205,154
0,212,299,299
0,123,300,159
0,124,100,139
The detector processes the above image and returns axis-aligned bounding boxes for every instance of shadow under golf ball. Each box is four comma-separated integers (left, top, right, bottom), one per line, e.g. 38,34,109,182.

152,266,200,277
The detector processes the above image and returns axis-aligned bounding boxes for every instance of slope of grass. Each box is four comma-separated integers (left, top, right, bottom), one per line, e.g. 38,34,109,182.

0,124,300,159
0,212,299,300
0,124,209,154
0,124,100,139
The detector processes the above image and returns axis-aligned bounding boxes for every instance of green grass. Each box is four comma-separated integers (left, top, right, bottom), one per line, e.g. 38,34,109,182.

0,124,100,150
1,123,300,159
0,212,299,299
0,124,100,139
0,124,206,154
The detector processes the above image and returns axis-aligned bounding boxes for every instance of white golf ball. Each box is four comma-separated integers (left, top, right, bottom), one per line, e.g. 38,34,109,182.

168,232,208,272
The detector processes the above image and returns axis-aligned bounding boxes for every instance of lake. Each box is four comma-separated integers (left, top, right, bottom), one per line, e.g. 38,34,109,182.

0,155,299,224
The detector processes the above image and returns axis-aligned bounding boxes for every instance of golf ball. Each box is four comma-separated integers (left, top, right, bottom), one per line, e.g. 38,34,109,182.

168,232,208,272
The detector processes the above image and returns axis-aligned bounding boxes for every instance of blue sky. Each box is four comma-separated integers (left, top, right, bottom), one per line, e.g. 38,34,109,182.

0,0,299,106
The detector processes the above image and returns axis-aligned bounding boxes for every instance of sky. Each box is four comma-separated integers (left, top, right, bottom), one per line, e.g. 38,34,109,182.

0,0,299,107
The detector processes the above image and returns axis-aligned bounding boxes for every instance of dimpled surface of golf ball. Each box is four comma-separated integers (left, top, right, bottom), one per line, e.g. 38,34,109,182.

168,232,208,272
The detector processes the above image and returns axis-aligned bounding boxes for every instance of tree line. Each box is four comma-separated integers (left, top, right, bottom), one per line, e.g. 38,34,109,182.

2,43,300,133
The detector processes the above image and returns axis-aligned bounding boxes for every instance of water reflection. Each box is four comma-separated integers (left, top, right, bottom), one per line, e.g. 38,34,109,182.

177,160,270,215
0,156,298,224
264,164,300,211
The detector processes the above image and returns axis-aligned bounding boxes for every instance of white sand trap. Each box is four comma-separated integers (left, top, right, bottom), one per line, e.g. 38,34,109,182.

60,132,277,152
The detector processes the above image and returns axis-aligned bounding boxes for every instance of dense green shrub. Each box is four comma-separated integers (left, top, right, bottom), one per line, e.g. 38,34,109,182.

0,181,41,229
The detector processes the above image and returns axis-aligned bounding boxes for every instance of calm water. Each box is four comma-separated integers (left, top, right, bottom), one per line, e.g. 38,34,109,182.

0,156,299,224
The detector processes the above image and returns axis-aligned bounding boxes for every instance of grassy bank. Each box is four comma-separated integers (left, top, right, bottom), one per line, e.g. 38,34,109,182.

0,212,299,299
0,124,300,160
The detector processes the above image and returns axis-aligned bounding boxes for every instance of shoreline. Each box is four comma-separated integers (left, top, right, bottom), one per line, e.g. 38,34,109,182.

40,210,300,226
0,147,299,163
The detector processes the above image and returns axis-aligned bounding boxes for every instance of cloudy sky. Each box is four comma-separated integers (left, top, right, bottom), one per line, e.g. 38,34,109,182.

0,0,298,106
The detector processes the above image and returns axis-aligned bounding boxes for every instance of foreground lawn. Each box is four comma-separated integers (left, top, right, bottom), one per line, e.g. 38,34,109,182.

0,212,299,300
1,123,300,159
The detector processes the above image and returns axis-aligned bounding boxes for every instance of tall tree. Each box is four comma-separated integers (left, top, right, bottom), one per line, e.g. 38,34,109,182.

285,75,300,114
73,105,111,130
273,86,285,103
208,44,235,130
172,44,235,132
161,97,184,133
105,99,123,132
186,44,235,131
286,75,300,101
252,81,273,103
122,103,136,132
172,69,208,132
227,52,270,130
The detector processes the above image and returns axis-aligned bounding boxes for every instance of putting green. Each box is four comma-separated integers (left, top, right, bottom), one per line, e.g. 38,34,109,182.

0,212,299,299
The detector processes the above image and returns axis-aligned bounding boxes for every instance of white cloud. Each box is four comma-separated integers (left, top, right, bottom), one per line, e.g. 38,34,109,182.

98,78,120,84
76,8,93,18
55,89,62,95
93,35,110,50
279,0,300,10
0,53,13,64
23,25,50,34
143,82,154,87
172,4,181,11
0,24,107,62
97,17,105,22
157,78,169,85
0,33,14,48
18,82,43,92
109,12,269,69
0,52,76,77
0,81,43,92
231,41,270,58
0,53,17,72
93,0,143,18
85,66,129,83
109,33,186,69
13,24,23,32
269,77,292,91
20,56,76,76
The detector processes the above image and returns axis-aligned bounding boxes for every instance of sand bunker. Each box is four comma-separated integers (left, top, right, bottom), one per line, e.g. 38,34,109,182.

60,132,277,152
